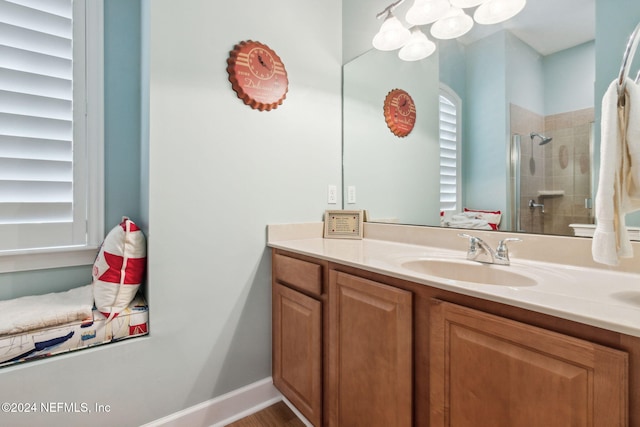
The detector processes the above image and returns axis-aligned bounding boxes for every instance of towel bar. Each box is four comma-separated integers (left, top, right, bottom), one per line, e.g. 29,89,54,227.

617,21,640,102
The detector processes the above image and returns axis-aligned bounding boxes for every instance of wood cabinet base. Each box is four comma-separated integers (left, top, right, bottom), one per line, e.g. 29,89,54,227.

430,299,628,427
273,282,323,426
272,250,638,427
328,271,413,427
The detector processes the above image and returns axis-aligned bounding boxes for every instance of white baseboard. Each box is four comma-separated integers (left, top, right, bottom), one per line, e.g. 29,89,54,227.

141,377,283,427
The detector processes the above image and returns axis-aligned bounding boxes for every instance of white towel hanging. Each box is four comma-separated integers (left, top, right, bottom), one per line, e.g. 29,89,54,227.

593,78,640,265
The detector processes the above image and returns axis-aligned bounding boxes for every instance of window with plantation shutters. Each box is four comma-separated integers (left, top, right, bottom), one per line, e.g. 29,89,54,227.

0,0,103,271
439,86,461,213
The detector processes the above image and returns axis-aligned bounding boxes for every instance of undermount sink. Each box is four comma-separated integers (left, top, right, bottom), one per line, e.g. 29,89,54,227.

401,258,537,287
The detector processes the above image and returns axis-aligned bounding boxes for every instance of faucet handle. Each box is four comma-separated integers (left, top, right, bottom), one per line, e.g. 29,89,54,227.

498,237,522,245
496,237,522,258
458,233,488,255
458,233,480,246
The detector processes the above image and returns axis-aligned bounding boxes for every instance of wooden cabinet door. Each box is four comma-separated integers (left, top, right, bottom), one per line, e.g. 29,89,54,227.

328,271,412,427
273,283,323,427
430,299,629,427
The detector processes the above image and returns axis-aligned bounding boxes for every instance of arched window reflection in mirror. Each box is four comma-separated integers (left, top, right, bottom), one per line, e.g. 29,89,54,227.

439,85,462,216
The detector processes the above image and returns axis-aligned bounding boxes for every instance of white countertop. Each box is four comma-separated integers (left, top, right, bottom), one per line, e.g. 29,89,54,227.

268,224,640,338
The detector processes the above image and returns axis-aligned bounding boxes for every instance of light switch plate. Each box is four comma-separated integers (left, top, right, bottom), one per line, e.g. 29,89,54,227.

347,186,356,204
328,185,337,204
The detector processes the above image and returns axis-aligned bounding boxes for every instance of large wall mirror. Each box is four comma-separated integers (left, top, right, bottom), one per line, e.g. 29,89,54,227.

343,0,640,237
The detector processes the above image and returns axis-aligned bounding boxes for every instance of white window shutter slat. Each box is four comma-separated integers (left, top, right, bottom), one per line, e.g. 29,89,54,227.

0,21,72,59
0,112,71,140
0,68,71,99
0,0,72,38
0,181,72,202
0,157,72,182
0,89,72,120
0,135,71,161
0,202,71,223
0,45,72,79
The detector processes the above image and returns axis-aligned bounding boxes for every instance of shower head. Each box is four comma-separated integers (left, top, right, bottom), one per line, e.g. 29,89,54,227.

530,132,553,145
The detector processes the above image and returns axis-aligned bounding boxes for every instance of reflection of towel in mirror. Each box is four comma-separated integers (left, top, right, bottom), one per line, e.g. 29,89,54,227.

592,78,640,265
443,212,493,230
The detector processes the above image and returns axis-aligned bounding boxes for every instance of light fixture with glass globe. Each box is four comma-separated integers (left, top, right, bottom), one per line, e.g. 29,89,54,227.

430,6,474,39
399,26,437,61
372,0,527,61
372,0,412,51
372,10,412,51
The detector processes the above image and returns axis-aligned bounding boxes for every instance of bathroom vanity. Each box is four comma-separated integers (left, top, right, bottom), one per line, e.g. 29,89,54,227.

269,223,640,427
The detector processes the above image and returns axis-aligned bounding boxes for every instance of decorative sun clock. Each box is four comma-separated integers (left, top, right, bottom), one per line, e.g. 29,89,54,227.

226,40,289,111
383,89,416,137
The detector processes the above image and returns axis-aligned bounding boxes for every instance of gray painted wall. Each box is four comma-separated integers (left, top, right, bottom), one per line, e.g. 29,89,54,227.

343,48,441,225
0,1,341,426
544,41,594,116
463,31,508,214
507,32,545,116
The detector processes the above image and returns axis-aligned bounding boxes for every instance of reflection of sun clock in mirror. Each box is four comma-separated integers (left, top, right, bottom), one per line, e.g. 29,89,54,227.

227,40,288,111
383,89,416,137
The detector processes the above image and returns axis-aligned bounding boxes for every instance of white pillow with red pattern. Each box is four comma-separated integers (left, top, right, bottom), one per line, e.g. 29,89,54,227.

464,208,502,230
92,217,147,320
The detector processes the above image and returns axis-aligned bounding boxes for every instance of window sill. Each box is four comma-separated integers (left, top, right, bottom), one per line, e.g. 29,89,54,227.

0,246,100,273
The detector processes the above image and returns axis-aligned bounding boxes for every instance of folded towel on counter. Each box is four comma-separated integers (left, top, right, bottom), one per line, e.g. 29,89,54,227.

0,285,94,336
592,78,640,265
443,212,493,230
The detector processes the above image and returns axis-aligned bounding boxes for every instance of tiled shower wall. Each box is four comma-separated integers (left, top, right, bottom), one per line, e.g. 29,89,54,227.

543,109,594,235
510,105,594,236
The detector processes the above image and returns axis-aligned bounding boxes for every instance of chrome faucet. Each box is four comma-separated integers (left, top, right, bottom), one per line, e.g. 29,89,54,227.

458,233,522,265
528,199,545,213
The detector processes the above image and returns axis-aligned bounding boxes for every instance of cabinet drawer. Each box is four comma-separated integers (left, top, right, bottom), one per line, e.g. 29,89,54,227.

273,253,323,296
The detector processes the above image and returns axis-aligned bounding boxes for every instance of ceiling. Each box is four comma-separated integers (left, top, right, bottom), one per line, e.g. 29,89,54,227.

343,0,595,63
467,0,595,56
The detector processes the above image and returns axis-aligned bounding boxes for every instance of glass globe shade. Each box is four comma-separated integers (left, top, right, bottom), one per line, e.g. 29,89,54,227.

474,0,526,25
430,7,474,39
450,0,487,8
399,27,436,61
372,12,411,51
406,0,450,26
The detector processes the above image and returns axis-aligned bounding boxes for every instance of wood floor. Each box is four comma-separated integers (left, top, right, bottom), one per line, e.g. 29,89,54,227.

225,401,306,427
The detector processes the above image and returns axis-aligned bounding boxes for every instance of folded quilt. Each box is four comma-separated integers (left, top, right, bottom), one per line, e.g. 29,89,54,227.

0,285,93,336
